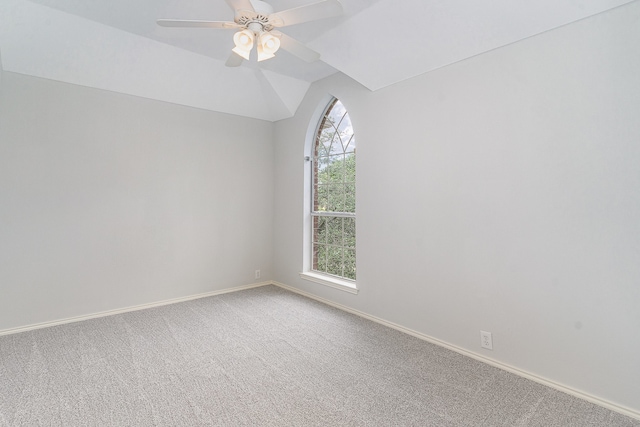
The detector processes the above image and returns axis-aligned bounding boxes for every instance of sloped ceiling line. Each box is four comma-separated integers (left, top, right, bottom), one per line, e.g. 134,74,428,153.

1,0,635,121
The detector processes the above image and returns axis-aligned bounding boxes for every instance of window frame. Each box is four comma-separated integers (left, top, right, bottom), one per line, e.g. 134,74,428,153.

300,97,358,294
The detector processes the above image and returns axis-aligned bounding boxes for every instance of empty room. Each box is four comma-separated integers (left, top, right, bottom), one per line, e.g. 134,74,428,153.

1,0,639,425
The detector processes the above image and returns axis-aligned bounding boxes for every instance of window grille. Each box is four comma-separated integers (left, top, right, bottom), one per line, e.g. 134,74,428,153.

311,98,356,281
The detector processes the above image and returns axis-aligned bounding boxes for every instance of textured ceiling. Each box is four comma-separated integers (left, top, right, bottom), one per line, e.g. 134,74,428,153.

0,0,636,121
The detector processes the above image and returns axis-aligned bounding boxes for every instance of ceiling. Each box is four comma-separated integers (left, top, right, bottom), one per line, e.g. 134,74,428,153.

0,0,635,121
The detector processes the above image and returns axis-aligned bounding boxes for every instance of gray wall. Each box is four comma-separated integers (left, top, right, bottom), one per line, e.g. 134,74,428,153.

0,48,4,95
273,3,640,413
0,72,274,330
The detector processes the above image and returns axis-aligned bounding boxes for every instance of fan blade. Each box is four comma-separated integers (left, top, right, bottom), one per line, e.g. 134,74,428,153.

269,0,343,27
226,52,244,67
157,19,240,29
225,0,255,12
275,32,320,62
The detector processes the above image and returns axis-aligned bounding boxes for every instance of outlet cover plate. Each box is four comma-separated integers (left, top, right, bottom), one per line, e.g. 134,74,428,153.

481,331,493,350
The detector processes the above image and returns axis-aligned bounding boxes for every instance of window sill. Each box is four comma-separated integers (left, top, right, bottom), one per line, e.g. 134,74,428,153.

299,272,358,295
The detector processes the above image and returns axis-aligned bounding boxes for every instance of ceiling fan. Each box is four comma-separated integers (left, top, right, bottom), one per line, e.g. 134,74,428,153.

157,0,343,67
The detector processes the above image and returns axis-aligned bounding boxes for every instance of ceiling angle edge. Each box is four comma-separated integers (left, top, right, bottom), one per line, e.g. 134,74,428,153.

258,69,311,120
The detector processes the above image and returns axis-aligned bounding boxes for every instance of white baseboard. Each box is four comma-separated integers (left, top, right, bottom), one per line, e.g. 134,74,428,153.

271,281,640,421
0,281,272,337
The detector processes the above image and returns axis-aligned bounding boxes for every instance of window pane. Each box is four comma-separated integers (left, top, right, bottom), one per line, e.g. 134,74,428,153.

337,114,354,152
329,184,346,212
314,244,327,272
328,133,344,156
344,134,356,154
320,130,334,157
344,183,355,213
319,124,341,157
313,216,327,244
326,246,343,277
344,153,355,182
344,217,356,248
317,155,344,189
327,217,343,247
327,154,345,182
316,141,329,158
316,156,330,184
344,249,356,280
328,101,346,127
315,184,328,211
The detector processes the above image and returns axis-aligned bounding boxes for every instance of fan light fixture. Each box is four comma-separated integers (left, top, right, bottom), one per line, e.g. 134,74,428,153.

157,0,344,66
233,29,281,62
232,29,255,60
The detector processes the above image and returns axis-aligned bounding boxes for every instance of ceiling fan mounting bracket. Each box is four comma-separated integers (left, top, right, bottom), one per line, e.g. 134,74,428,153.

236,12,274,32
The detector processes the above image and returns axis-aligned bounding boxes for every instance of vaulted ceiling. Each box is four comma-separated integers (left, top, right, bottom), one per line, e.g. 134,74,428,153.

0,0,635,121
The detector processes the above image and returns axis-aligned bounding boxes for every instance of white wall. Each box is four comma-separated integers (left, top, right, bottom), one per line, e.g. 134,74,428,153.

273,2,640,414
0,48,4,94
0,72,274,331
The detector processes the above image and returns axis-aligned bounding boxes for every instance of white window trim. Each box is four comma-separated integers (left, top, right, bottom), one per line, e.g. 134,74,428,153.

302,95,358,294
300,271,358,294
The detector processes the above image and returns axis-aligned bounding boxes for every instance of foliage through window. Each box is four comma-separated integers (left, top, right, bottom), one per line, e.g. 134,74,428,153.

312,98,356,281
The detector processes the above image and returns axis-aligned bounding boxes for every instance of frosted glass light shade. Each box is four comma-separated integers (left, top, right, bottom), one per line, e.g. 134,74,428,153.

257,33,280,62
232,29,254,60
257,44,274,61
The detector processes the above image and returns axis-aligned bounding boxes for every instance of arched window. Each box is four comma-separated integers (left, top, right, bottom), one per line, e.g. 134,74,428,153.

308,98,356,286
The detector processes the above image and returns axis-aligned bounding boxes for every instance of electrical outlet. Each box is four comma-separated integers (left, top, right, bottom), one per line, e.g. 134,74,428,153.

480,331,493,350
255,270,261,280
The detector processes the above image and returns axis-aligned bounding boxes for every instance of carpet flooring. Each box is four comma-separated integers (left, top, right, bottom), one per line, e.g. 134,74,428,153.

0,285,638,426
